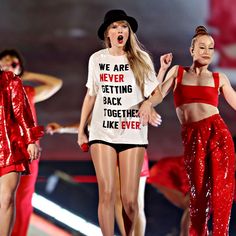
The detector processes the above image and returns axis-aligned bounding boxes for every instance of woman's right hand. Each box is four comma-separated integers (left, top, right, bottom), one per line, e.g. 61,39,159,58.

77,131,89,151
27,143,41,162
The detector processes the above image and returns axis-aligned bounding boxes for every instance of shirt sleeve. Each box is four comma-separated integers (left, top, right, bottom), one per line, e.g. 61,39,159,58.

11,76,44,144
86,54,98,96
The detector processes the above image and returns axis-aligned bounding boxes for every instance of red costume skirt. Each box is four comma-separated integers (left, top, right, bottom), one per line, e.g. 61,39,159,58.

0,161,30,177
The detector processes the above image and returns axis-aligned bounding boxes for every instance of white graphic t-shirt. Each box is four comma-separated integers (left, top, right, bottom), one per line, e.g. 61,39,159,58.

86,48,159,144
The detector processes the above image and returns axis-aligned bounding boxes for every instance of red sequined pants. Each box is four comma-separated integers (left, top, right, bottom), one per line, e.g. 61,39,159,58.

182,114,235,236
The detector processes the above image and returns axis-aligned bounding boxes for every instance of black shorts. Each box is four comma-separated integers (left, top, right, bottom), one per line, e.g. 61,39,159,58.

89,140,147,153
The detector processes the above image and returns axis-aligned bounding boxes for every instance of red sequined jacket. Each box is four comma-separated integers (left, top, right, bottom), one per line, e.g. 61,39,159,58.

0,70,44,167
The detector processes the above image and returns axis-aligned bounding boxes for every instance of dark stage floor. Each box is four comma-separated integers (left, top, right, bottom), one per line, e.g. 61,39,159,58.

35,160,236,236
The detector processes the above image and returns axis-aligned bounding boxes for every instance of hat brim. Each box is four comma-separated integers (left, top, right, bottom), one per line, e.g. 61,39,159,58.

97,16,138,40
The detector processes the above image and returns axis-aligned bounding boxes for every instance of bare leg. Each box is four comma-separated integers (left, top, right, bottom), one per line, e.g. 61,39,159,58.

11,160,39,236
0,172,20,236
114,167,126,236
133,176,147,236
115,173,147,236
119,147,145,236
90,143,117,236
153,183,188,209
180,208,190,236
152,183,190,236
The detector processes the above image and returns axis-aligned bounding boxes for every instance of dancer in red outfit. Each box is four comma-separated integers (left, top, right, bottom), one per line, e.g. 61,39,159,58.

149,156,190,235
149,156,188,196
139,26,236,236
149,156,190,236
0,69,43,236
0,49,62,236
149,136,236,236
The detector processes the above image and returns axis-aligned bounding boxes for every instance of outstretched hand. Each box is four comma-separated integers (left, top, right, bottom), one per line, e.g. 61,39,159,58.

46,122,61,135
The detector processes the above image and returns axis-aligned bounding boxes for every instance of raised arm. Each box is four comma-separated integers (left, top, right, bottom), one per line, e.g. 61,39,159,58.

138,65,178,125
145,53,173,126
153,65,178,105
157,53,173,82
22,71,63,103
220,72,236,110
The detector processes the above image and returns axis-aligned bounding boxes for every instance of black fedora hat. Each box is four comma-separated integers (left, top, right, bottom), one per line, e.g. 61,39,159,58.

97,9,138,40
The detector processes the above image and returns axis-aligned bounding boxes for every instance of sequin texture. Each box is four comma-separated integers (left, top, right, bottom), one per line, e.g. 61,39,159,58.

182,114,235,236
0,71,44,176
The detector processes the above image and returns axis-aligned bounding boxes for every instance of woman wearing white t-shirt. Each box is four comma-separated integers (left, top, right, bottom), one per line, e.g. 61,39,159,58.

78,9,172,236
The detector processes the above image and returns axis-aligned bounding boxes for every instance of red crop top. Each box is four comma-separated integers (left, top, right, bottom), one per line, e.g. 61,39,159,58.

173,66,219,108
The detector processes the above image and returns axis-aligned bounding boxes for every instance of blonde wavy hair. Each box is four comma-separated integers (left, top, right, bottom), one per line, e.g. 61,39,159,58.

104,21,154,95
